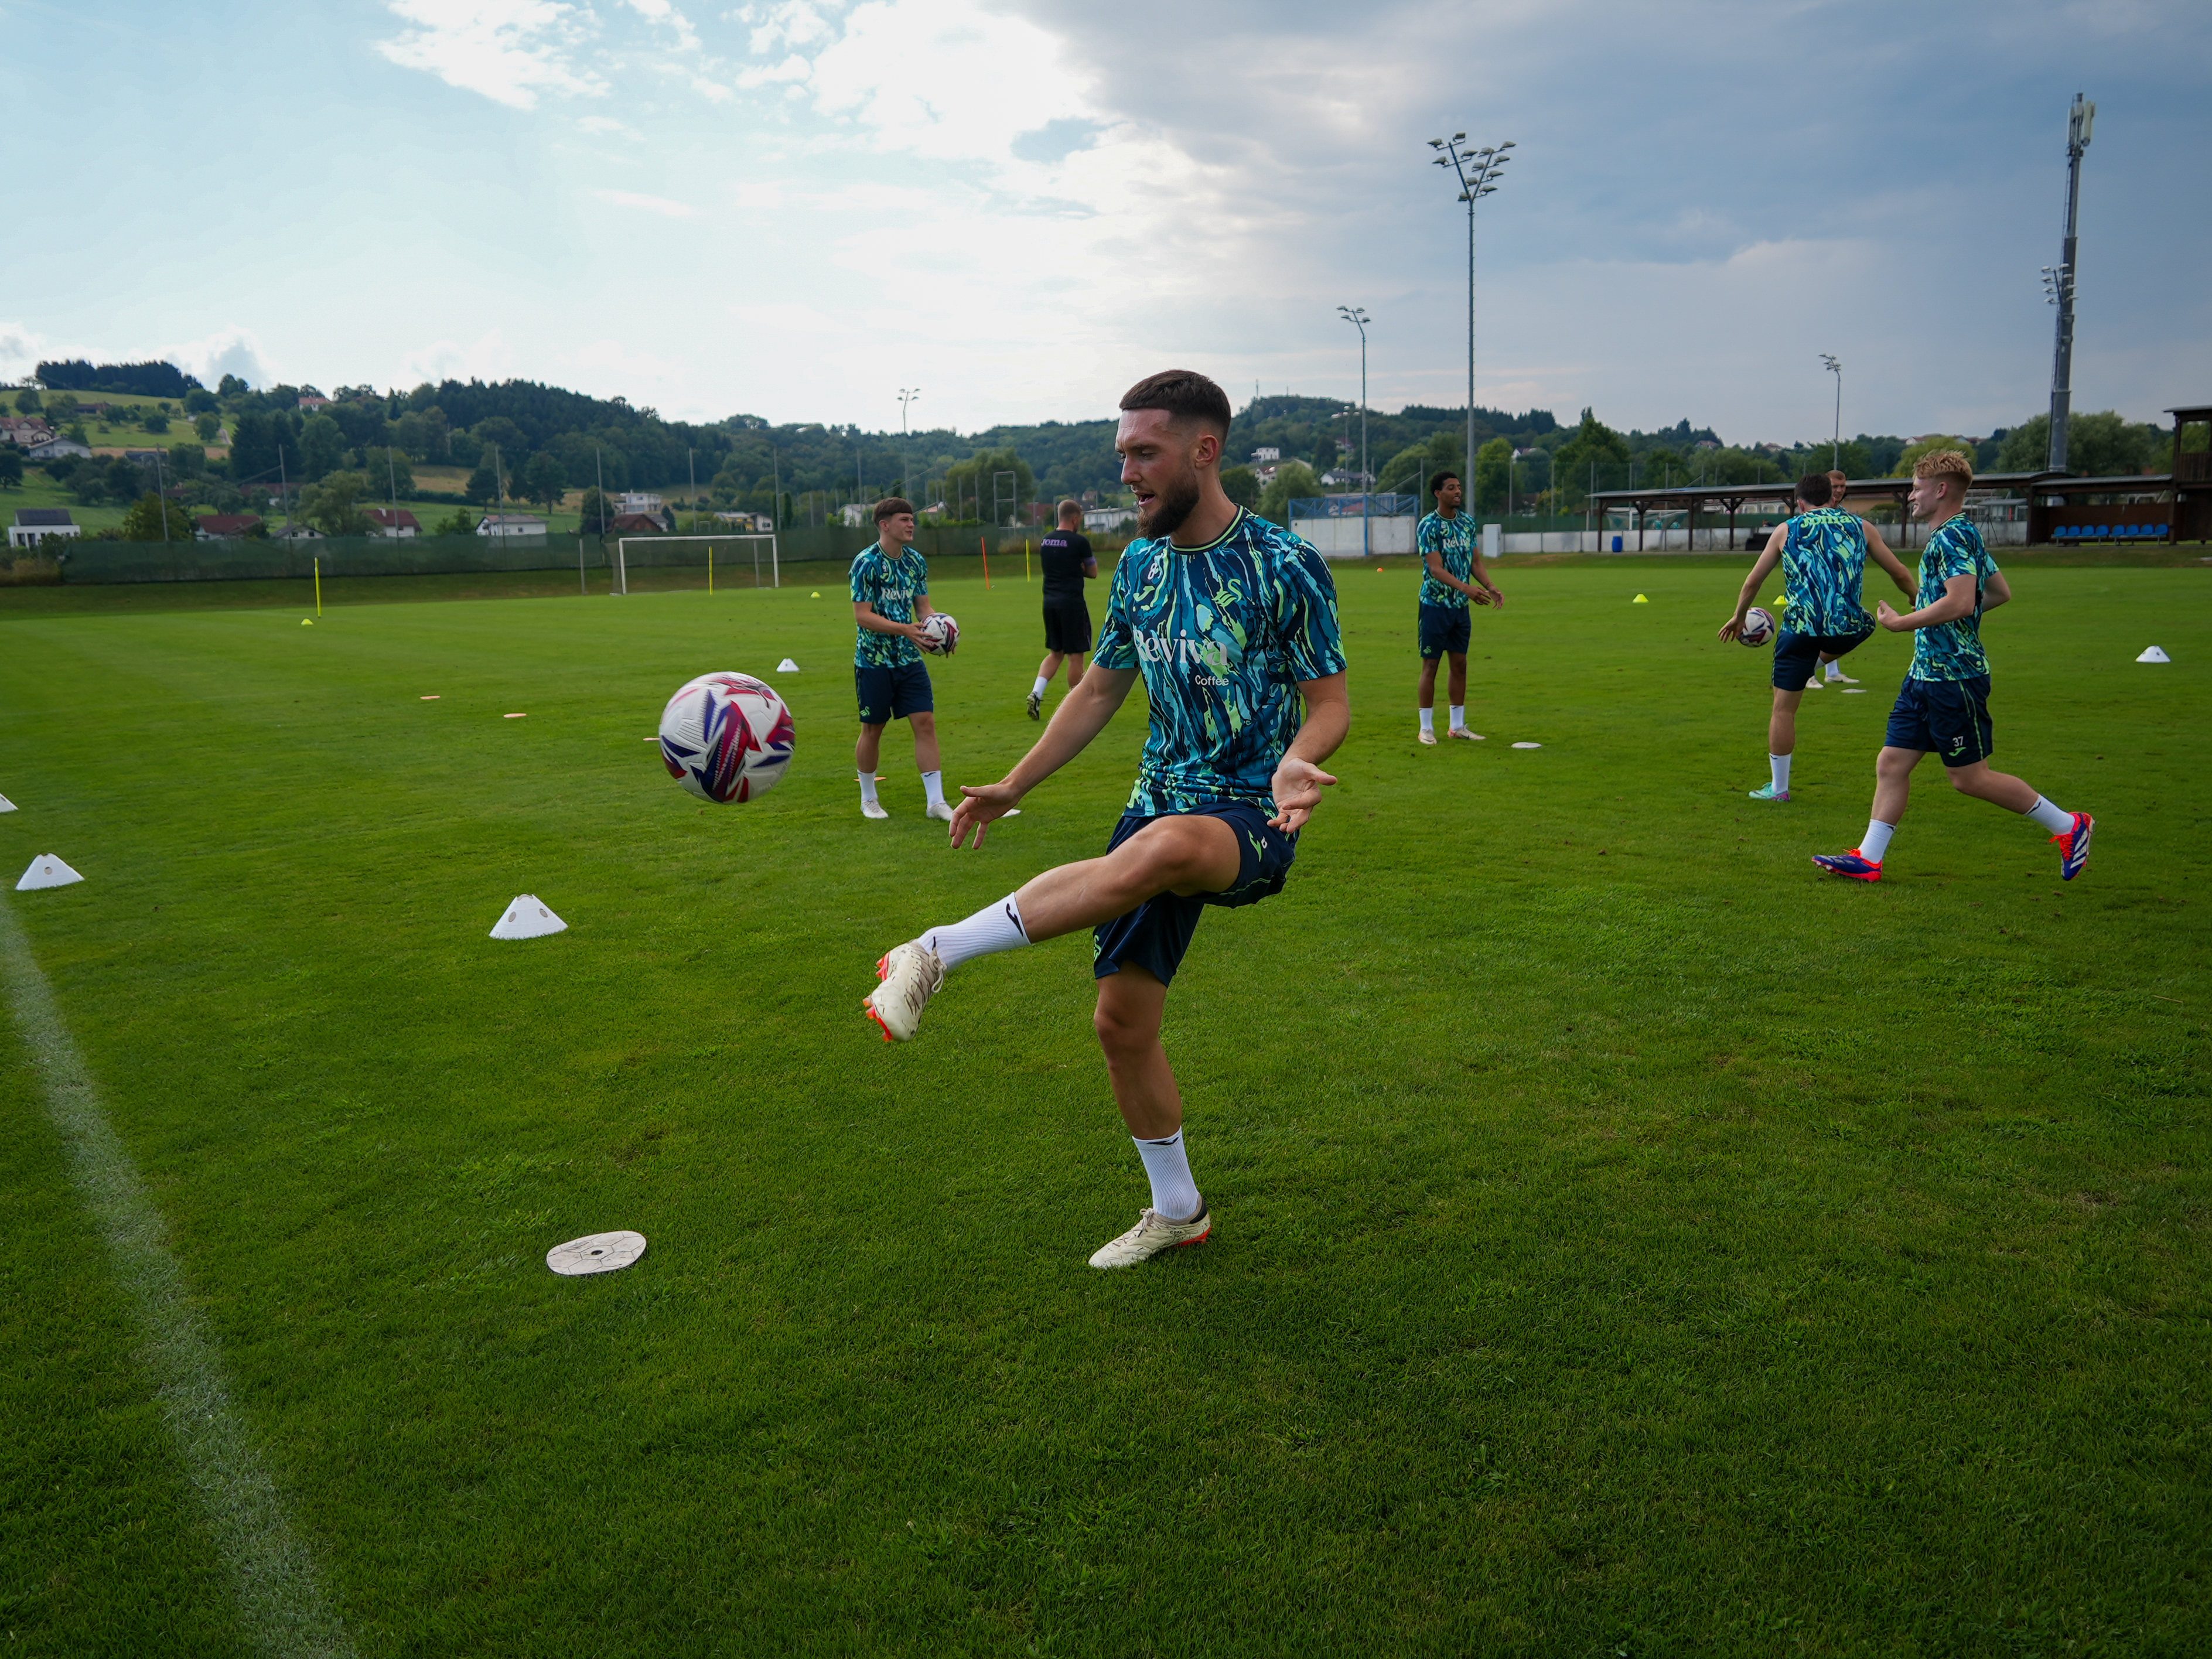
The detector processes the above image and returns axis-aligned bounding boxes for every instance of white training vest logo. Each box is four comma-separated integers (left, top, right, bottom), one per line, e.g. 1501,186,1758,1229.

1134,631,1236,675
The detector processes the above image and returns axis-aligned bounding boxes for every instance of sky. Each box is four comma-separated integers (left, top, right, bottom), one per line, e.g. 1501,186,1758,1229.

2,0,2207,445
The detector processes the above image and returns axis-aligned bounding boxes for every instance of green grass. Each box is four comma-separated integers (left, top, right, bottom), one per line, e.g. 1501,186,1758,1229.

1,562,2207,1655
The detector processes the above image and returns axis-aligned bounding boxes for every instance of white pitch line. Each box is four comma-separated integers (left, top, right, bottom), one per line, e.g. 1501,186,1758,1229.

0,897,356,1659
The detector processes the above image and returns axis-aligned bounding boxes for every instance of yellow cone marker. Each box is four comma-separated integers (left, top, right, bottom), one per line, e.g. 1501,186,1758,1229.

1633,593,1648,603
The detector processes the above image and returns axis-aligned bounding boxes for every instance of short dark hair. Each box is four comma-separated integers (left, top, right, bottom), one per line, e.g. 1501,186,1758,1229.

1429,469,1461,494
1057,497,1082,522
1118,370,1231,439
873,497,915,523
1795,473,1833,506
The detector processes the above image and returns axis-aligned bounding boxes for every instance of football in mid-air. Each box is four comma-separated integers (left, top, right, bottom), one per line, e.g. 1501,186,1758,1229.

1738,606,1776,647
658,672,795,803
919,613,960,655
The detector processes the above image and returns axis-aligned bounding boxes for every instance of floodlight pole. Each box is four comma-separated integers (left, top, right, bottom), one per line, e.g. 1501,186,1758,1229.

1337,306,1371,557
898,388,919,503
1821,354,1842,471
1429,134,1513,527
2044,92,2094,473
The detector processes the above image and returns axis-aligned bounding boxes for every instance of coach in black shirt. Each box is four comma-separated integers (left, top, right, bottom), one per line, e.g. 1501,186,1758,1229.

1026,499,1099,719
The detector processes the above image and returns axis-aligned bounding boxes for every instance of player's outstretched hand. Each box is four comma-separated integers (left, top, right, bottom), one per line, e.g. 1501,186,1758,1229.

1875,599,1904,631
950,782,1022,849
1718,615,1743,642
1267,757,1340,834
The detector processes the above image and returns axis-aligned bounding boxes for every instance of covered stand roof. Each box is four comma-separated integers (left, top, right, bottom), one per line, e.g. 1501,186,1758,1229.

1588,470,2063,519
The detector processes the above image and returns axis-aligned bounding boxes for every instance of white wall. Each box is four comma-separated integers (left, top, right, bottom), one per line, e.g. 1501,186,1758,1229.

1289,516,1415,558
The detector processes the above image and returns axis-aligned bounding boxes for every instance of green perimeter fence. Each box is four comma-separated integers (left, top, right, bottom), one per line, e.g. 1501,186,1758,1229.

36,524,1111,586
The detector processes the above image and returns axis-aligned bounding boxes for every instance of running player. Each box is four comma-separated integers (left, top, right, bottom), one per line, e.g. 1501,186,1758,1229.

849,497,953,822
1721,473,1916,800
1413,469,1503,744
1026,499,1098,719
1813,450,2093,882
861,370,1349,1268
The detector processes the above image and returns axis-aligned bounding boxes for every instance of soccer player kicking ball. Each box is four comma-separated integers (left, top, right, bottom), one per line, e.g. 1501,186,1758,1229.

1814,450,2093,883
1720,472,1916,801
1026,499,1098,720
850,498,954,822
1413,469,1502,744
862,370,1349,1269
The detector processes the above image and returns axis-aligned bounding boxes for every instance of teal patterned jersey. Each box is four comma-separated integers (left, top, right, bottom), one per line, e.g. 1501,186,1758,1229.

1416,511,1476,610
1909,517,2001,682
1093,509,1347,817
1780,507,1873,637
849,544,928,668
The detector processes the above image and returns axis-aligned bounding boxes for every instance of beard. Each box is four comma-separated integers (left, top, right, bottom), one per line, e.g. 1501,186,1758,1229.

1135,465,1201,539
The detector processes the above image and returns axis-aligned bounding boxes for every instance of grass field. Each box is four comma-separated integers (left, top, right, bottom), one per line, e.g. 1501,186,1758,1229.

1,559,2207,1655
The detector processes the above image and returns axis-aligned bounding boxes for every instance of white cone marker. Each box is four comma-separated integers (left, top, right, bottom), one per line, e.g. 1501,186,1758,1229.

490,895,567,938
776,657,800,673
16,855,83,890
547,1230,647,1275
2137,646,2171,663
0,793,15,813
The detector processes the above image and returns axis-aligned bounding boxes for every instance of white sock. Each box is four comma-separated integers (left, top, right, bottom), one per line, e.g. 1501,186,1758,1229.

921,769,946,808
1030,675,1049,698
2025,795,2073,834
920,893,1029,972
1770,753,1792,793
1133,1128,1201,1223
1824,661,1846,680
858,769,879,805
1418,706,1435,733
1449,705,1466,729
1862,819,1896,861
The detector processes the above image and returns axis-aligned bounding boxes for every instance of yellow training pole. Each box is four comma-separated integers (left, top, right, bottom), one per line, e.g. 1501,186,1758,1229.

313,557,322,616
1026,538,1031,582
708,547,714,595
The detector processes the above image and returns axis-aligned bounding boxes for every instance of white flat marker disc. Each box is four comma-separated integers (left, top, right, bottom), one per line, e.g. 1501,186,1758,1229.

1841,688,1867,694
547,1230,647,1276
1511,742,1542,749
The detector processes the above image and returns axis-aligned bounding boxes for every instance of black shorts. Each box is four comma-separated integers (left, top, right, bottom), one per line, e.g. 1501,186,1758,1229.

1042,598,1092,655
1772,625,1873,689
1093,802,1298,987
1886,674,1993,767
1418,602,1472,660
854,660,933,725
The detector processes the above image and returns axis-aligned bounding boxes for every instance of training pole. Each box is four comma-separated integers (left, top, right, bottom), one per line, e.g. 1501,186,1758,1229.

979,534,991,589
1026,538,1032,582
313,557,321,616
708,547,714,595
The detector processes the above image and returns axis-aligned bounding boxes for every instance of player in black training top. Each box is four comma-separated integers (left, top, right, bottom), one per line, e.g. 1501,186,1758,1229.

1026,498,1099,719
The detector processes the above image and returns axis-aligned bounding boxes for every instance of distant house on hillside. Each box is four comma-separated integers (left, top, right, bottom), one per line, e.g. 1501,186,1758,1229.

0,417,54,447
367,508,421,538
606,511,665,536
23,435,91,462
619,492,662,514
295,395,333,415
194,514,264,540
1084,506,1136,534
122,449,164,465
714,511,773,532
476,513,547,539
273,523,325,541
9,507,80,548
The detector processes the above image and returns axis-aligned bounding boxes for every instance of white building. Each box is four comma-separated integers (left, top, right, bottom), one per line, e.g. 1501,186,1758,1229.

1084,506,1137,534
477,513,548,539
23,436,91,462
619,492,662,514
839,502,871,527
9,507,80,548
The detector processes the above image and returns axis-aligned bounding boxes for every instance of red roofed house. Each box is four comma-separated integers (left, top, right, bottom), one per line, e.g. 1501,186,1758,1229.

194,514,264,540
368,508,421,538
607,512,665,535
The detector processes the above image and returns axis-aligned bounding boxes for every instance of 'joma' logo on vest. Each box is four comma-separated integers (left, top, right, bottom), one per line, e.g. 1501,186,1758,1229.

1136,632,1235,674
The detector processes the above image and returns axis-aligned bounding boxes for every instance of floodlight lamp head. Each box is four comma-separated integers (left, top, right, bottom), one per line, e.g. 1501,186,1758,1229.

1428,138,1443,148
1452,131,1466,142
1500,140,1516,149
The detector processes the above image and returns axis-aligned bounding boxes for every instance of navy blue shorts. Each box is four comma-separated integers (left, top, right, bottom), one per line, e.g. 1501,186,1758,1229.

1093,802,1298,987
1773,625,1873,690
1418,602,1472,660
1886,674,1993,767
855,660,933,725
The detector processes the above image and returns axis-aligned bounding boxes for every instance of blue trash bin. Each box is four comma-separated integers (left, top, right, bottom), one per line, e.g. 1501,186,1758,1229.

1611,534,1623,552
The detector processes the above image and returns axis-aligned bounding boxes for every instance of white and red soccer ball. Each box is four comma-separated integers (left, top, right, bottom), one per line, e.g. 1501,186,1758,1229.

658,672,795,803
919,613,959,655
1739,605,1776,647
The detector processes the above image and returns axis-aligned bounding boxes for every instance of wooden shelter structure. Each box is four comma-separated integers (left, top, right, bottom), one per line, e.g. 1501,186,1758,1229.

1588,472,2058,552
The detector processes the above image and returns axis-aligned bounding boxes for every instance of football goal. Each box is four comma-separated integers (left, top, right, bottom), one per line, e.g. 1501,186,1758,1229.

610,534,779,596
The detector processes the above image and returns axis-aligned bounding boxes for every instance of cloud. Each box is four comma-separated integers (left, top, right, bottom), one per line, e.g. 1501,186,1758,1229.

579,114,643,138
163,327,272,391
0,323,50,384
375,0,606,110
594,189,701,218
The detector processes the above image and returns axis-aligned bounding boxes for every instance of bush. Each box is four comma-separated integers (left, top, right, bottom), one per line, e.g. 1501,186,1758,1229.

142,411,171,433
0,554,63,586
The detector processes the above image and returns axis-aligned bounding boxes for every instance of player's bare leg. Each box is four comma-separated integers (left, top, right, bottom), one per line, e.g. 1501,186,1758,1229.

907,710,948,820
1443,651,1480,739
1751,687,1804,801
1415,655,1441,744
1090,964,1211,1264
854,722,889,818
1063,651,1087,689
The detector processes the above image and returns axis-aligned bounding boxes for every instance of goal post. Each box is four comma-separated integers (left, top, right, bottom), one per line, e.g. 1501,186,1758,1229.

610,533,778,596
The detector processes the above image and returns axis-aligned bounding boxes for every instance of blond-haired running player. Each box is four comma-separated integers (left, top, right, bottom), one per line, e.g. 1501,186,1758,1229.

1813,450,2094,883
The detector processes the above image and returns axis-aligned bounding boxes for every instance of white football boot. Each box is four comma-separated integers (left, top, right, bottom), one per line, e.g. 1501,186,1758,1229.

1446,726,1484,741
1417,727,1438,746
863,941,943,1042
925,801,955,822
862,798,890,820
1088,1203,1211,1269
